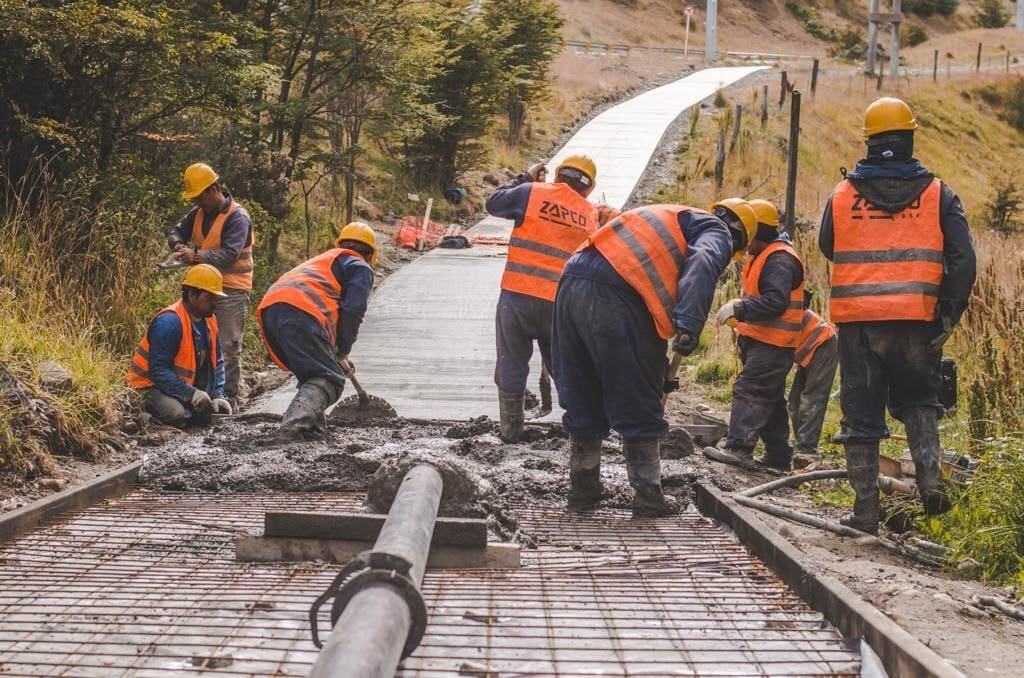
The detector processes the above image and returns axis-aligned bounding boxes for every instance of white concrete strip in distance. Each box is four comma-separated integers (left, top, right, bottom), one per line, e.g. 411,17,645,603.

252,66,766,419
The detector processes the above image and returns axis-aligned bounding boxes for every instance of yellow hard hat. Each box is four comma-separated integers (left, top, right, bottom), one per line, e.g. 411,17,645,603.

708,198,758,262
182,264,227,297
335,221,379,267
862,97,918,139
182,162,219,200
555,154,597,186
748,199,779,228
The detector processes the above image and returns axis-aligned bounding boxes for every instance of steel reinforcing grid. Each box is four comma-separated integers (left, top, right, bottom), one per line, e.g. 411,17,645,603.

0,491,860,676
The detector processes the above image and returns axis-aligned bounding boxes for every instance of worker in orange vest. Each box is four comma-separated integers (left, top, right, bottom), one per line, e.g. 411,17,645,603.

704,199,806,473
485,155,601,442
169,163,255,408
257,223,378,439
788,303,838,460
552,200,754,517
820,98,976,534
126,265,231,428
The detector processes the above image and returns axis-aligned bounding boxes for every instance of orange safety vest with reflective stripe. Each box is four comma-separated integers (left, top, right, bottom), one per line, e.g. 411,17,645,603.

126,300,219,390
501,183,598,302
191,198,255,292
829,178,943,322
794,309,836,368
256,248,363,370
587,205,690,340
735,241,805,348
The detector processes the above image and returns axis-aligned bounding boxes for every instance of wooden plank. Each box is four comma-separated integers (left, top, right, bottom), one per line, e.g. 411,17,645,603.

263,511,488,547
236,535,520,569
0,461,142,544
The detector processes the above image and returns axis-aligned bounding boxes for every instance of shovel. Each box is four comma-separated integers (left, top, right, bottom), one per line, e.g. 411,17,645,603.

662,352,683,407
339,359,370,407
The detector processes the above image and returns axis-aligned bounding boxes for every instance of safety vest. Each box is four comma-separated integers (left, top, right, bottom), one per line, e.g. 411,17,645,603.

501,183,597,302
257,248,365,370
794,309,836,368
191,198,255,292
587,205,691,340
830,178,943,322
126,300,219,390
735,241,805,348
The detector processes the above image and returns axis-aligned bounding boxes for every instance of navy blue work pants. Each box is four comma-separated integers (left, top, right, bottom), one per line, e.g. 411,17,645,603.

494,289,553,395
260,303,346,389
726,335,794,462
552,273,668,440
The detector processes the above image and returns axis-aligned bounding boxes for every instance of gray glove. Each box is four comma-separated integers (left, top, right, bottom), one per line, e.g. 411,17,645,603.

212,398,233,415
190,389,213,413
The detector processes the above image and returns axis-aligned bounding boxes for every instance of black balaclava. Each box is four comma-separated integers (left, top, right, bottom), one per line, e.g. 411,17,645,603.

865,129,914,162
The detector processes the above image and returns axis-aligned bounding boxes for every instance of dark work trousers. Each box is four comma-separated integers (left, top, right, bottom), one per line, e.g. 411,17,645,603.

787,334,838,453
494,289,553,395
552,273,668,440
260,303,346,390
836,321,942,442
726,336,795,463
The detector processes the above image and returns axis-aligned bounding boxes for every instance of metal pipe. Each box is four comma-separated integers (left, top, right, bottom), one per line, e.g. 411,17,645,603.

309,464,443,678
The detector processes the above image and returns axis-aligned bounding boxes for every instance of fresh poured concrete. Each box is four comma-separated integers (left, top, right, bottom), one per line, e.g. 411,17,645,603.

254,66,765,420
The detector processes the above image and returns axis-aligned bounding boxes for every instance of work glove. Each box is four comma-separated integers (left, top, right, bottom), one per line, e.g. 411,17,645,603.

715,299,740,326
526,162,547,182
190,389,213,414
672,331,698,356
212,398,233,415
930,301,960,351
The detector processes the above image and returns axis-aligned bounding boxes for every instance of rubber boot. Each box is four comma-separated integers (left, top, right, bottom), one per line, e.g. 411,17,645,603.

277,378,340,440
903,406,952,515
840,441,881,535
702,443,757,469
625,437,681,518
567,436,603,512
498,390,525,443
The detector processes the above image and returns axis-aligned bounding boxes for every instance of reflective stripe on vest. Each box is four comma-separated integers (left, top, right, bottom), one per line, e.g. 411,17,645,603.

191,198,255,292
125,300,219,390
829,178,943,322
257,249,362,370
501,183,598,302
793,309,836,368
735,241,805,348
587,205,690,340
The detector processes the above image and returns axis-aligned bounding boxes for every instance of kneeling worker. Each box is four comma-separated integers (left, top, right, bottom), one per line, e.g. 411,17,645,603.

257,222,377,439
552,200,754,516
127,265,231,427
704,198,805,473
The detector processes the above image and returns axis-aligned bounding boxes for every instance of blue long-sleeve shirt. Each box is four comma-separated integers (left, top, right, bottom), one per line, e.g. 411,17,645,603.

564,209,733,338
485,174,533,225
168,193,253,271
146,311,225,402
332,254,375,356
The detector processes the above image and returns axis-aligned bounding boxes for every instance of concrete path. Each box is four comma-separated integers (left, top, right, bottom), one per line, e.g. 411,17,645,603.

254,66,765,419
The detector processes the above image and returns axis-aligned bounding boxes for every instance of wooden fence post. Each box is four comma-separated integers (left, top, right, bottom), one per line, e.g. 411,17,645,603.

784,91,801,233
779,71,788,108
933,49,938,82
811,58,819,95
761,85,769,127
730,104,743,154
714,132,726,190
977,42,983,72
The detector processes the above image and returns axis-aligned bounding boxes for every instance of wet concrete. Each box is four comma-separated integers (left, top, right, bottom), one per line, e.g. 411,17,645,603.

252,67,766,422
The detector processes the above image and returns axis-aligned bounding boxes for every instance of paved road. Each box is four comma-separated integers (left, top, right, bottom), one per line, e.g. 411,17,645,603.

254,66,766,419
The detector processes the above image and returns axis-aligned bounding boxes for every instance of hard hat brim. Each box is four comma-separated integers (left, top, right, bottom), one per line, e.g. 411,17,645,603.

181,183,213,200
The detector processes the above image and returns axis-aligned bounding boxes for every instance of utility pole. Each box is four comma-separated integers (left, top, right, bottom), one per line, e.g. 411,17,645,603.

866,0,903,77
706,0,718,61
1018,0,1024,32
683,5,693,59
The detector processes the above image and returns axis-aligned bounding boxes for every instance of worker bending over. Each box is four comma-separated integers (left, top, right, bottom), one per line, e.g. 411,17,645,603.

704,199,804,473
127,265,231,427
821,97,976,534
257,223,377,439
169,163,255,407
788,303,838,460
553,201,753,517
485,155,600,441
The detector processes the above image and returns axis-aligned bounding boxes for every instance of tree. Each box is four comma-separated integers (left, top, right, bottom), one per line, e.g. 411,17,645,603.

482,0,563,147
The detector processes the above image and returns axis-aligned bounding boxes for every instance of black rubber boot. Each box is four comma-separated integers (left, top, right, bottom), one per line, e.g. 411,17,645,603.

277,378,340,440
903,406,952,515
840,441,881,535
498,391,525,443
702,444,757,468
567,436,603,512
625,437,681,518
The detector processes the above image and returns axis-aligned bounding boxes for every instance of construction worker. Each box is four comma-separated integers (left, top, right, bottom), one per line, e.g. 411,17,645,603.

169,163,255,408
703,198,804,473
788,304,838,459
485,155,600,442
257,222,377,439
126,265,231,428
821,97,976,534
552,201,755,517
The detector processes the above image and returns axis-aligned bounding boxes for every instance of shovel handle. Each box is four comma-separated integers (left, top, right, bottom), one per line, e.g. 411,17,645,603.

340,359,369,402
661,352,684,407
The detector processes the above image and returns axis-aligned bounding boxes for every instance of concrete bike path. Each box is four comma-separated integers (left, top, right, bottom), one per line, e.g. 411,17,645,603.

254,66,766,419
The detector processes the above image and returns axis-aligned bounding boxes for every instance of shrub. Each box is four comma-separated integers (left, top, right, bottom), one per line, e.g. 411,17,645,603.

984,178,1023,235
904,23,928,48
975,0,1009,28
